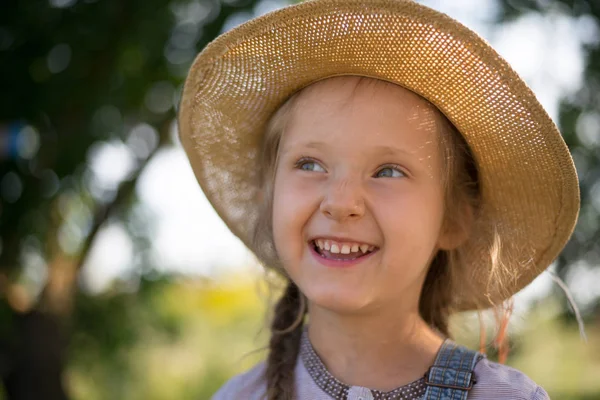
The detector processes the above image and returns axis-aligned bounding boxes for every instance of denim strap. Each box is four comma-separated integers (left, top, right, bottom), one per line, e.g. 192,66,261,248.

423,340,484,400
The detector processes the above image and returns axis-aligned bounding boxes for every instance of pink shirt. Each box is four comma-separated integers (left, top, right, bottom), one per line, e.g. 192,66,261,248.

211,357,550,399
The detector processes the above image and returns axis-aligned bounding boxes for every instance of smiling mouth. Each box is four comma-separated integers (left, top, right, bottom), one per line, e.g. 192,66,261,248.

310,239,378,261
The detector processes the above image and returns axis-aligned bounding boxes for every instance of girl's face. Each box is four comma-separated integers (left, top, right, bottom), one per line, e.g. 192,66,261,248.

272,77,454,315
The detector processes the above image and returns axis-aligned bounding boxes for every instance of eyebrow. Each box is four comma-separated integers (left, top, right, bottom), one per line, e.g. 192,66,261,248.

279,140,328,154
280,140,416,159
369,144,415,158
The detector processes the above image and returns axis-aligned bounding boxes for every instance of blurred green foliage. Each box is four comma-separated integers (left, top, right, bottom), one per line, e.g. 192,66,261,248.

0,0,599,399
68,275,269,399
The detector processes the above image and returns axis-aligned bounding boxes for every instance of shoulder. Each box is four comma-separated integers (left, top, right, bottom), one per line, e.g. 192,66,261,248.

211,362,267,400
469,358,549,400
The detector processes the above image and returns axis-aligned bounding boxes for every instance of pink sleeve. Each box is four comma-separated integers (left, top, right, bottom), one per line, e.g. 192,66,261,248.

210,362,267,400
469,358,549,400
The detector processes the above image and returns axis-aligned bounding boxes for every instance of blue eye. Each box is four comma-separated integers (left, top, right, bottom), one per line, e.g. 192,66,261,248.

297,159,326,172
375,166,405,178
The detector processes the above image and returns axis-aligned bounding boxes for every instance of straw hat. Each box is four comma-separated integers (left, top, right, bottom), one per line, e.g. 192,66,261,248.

178,0,579,310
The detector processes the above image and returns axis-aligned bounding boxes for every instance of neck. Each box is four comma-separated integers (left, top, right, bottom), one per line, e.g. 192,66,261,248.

306,303,444,391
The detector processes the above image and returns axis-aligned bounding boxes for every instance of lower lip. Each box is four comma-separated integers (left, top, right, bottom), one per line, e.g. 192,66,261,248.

309,244,378,268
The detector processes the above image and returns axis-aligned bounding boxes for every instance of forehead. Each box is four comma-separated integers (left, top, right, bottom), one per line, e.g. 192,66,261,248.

282,76,441,151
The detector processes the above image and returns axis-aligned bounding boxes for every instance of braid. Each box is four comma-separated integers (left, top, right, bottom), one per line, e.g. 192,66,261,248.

265,281,306,400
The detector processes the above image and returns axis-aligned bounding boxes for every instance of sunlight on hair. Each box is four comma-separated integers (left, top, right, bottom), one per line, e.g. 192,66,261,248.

546,270,588,342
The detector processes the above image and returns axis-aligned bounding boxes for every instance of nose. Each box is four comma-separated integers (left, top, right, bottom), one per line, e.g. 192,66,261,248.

320,177,365,221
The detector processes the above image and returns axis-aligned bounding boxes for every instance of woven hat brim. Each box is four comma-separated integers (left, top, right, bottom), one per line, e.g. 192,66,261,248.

178,0,579,310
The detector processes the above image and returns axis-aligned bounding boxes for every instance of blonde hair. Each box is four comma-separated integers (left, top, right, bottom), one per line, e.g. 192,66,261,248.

251,77,513,400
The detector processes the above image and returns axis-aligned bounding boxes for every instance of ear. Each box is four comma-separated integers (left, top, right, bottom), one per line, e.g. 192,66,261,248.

437,202,474,251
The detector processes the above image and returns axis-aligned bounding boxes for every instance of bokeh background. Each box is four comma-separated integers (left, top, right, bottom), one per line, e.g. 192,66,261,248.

1,0,599,399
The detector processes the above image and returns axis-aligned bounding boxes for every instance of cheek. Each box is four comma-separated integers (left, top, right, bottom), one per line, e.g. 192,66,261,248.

375,185,445,261
271,174,319,258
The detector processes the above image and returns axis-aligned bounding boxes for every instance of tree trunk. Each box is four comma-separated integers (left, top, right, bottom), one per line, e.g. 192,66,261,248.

2,310,69,400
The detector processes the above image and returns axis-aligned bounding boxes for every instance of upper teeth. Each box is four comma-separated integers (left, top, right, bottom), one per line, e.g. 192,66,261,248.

314,239,375,254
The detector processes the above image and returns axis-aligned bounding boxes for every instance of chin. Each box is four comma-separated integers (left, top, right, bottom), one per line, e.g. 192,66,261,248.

303,284,375,315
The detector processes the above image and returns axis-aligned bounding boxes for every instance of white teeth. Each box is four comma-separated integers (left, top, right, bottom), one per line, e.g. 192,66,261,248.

314,239,375,255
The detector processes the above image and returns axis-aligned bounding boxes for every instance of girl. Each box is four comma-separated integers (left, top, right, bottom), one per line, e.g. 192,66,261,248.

178,0,580,399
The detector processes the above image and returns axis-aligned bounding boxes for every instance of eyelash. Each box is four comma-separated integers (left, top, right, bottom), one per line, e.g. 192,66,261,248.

374,164,406,178
294,158,406,178
295,157,325,172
